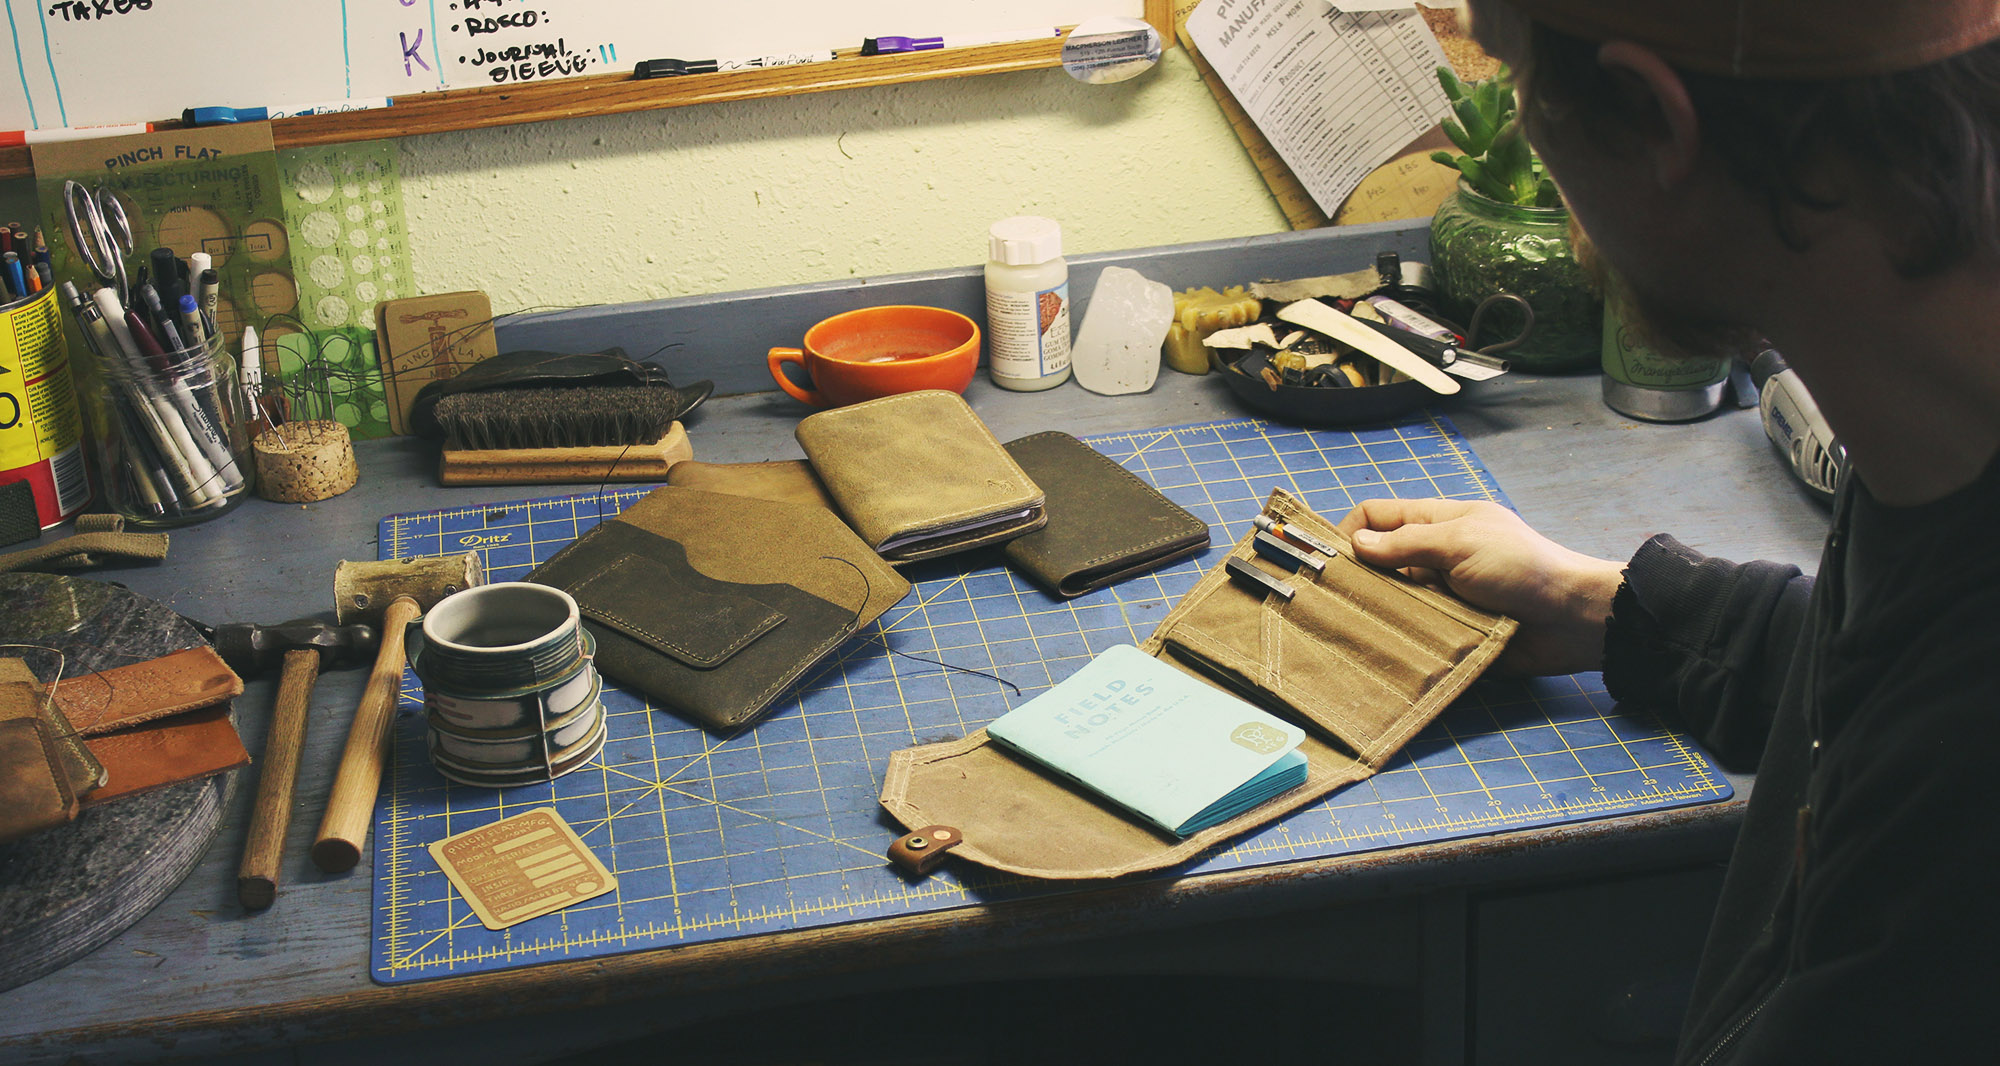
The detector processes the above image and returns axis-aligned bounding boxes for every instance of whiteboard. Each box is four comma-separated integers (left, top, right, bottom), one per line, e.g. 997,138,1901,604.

2,0,1140,131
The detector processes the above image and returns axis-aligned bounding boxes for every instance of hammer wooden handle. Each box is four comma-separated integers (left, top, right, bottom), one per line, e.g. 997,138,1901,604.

312,596,421,873
238,647,320,909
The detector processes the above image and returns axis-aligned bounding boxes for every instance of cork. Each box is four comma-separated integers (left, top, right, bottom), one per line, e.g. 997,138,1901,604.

253,421,358,503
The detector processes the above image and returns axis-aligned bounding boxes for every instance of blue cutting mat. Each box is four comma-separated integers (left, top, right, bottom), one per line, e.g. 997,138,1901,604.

369,413,1732,984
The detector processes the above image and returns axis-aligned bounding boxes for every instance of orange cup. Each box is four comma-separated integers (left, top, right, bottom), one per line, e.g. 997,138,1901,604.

767,305,981,407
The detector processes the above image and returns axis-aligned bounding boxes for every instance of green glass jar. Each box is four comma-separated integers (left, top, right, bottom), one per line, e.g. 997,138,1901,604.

1428,183,1602,373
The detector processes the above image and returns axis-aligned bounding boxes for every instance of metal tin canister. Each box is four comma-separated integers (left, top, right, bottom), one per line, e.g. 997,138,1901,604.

0,289,90,528
410,582,606,788
1600,298,1729,422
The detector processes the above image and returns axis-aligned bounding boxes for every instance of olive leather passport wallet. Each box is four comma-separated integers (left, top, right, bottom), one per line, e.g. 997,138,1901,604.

795,390,1046,563
529,487,911,731
1000,431,1210,598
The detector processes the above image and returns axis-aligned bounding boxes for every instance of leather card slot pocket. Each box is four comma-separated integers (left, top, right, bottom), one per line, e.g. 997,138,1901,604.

570,549,785,669
1157,553,1477,758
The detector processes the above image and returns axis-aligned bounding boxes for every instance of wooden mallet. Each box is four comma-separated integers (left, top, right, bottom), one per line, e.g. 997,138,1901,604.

311,553,482,873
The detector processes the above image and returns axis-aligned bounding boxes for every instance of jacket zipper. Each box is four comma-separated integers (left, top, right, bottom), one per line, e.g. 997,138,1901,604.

1694,975,1788,1066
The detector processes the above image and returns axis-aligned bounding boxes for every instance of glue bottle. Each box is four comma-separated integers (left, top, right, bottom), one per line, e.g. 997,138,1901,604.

984,216,1072,391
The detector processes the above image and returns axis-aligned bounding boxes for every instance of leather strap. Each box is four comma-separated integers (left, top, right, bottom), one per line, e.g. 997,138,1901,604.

50,646,244,735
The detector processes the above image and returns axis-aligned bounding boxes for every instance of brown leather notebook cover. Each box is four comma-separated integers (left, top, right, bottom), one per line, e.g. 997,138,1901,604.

530,486,911,731
1000,432,1210,598
665,459,840,514
881,488,1516,880
796,391,1046,562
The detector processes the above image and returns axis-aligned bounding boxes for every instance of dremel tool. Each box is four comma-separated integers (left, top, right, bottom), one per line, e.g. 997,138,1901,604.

1751,348,1844,500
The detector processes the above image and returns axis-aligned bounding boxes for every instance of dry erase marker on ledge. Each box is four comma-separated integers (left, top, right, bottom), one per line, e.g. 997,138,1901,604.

0,122,154,146
184,98,391,125
634,53,830,78
863,29,1059,54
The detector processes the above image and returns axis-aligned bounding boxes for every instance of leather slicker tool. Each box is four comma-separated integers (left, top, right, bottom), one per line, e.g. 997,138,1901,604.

212,619,380,909
312,554,482,873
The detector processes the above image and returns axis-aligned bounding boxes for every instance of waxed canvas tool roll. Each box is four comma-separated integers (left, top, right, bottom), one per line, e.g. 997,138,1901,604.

1000,431,1210,598
880,488,1516,879
795,390,1046,562
529,487,911,731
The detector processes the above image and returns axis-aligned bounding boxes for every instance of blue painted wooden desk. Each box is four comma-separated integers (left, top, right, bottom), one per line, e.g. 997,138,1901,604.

0,223,1831,1066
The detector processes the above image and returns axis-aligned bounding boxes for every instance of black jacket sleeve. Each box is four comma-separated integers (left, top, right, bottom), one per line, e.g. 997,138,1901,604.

1600,535,1813,770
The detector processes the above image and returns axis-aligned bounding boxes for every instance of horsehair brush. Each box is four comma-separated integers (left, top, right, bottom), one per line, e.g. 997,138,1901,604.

432,386,695,486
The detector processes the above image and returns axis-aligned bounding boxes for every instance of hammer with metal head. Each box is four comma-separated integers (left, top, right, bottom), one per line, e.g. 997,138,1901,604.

213,618,379,910
312,553,481,873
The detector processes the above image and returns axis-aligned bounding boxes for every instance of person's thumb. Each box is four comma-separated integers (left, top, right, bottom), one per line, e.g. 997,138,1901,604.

1350,523,1468,573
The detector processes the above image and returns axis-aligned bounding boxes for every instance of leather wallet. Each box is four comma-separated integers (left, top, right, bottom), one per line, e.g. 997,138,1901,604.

1000,432,1210,598
880,488,1517,879
529,486,911,731
666,459,841,514
795,390,1046,562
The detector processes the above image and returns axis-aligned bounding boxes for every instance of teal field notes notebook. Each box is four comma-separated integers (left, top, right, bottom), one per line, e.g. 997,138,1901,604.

986,645,1308,838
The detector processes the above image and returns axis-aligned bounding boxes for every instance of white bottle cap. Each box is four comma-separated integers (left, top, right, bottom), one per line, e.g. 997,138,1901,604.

988,216,1063,265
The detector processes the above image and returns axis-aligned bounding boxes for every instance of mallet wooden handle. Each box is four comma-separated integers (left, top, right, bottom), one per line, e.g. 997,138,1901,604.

312,596,421,873
238,646,321,909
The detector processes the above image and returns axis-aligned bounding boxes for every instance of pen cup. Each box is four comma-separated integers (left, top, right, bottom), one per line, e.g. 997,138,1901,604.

76,329,256,527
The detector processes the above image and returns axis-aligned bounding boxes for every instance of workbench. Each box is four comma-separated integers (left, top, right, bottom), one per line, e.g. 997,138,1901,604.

0,222,1832,1066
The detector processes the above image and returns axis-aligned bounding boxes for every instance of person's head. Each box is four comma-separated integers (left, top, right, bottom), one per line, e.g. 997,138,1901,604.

1464,0,2000,355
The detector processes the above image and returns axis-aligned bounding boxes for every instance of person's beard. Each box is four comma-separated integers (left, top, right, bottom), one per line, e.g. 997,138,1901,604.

1570,214,1763,362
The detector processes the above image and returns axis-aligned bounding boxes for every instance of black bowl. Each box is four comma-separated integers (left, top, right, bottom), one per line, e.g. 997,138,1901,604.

1215,358,1437,426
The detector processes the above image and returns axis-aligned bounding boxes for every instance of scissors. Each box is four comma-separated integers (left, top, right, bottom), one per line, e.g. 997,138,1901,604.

63,179,133,305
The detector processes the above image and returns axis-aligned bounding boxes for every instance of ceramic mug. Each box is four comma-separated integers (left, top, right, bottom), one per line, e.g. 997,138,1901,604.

767,305,980,407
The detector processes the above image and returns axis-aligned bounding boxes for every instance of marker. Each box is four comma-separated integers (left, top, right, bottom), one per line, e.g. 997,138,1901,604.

634,58,719,78
718,51,833,71
240,325,262,398
861,35,944,55
178,294,206,348
634,53,833,78
1252,512,1338,558
1,253,20,298
182,106,268,126
0,122,155,146
267,97,393,119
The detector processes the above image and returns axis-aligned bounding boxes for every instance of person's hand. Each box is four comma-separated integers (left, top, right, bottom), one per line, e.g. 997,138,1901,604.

1335,498,1626,677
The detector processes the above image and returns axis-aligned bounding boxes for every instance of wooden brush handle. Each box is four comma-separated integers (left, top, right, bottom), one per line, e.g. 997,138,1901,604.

238,647,320,909
437,422,692,486
312,596,420,873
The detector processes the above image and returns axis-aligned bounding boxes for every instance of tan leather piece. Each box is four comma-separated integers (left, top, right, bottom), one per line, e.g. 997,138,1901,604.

81,705,251,807
0,530,170,574
0,659,103,792
50,646,244,735
0,718,80,844
1509,0,2000,77
607,488,907,625
881,488,1517,880
665,460,841,514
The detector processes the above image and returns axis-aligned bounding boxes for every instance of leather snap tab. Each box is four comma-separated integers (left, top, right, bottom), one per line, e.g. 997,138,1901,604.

888,824,962,876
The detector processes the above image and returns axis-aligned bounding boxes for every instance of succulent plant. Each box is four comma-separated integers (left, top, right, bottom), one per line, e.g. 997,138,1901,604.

1430,66,1562,208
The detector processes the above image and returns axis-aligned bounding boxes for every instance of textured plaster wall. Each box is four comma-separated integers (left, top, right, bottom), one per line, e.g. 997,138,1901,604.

398,47,1289,311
